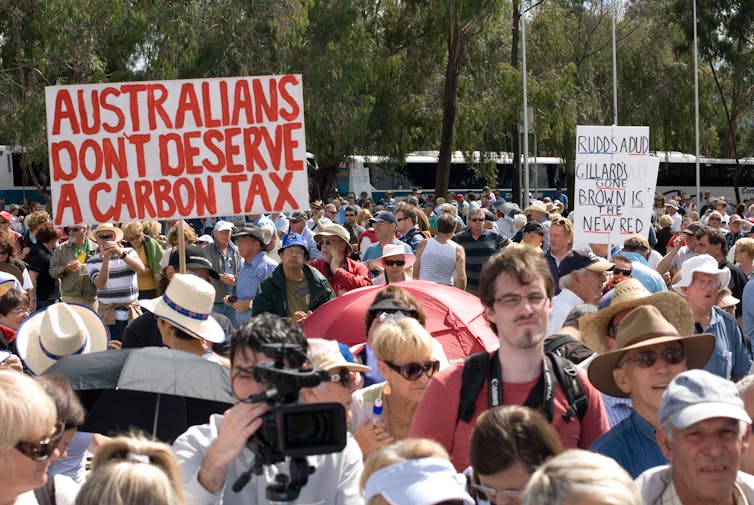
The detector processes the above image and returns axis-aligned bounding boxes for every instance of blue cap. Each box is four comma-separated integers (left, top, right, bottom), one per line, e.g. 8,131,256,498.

279,232,308,257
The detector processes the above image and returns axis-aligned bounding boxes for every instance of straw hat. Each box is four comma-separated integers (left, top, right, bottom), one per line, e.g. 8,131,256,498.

580,279,694,354
373,243,416,270
139,273,225,344
587,305,714,397
524,203,548,215
307,338,370,373
314,224,353,253
88,223,124,242
16,303,109,375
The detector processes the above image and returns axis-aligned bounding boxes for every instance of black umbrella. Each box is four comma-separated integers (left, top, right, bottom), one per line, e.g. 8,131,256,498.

45,347,232,443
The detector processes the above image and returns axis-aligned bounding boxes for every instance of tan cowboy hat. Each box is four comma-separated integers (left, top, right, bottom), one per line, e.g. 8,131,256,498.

588,305,715,398
139,273,225,344
373,243,416,270
16,303,109,375
524,203,547,215
88,223,124,242
314,224,353,253
580,279,694,354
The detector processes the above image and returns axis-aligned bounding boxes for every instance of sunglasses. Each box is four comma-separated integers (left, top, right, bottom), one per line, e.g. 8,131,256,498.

397,216,411,222
15,421,64,461
612,267,632,276
619,347,686,368
383,259,405,267
316,239,341,250
97,233,115,240
345,214,356,217
469,218,485,223
384,360,440,381
328,368,356,388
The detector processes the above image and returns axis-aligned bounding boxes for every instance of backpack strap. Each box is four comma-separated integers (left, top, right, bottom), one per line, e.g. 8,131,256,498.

547,352,589,422
544,335,578,355
458,351,493,423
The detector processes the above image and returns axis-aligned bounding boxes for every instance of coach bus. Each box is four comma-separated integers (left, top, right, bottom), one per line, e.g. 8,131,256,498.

654,151,754,202
0,146,50,206
337,151,567,201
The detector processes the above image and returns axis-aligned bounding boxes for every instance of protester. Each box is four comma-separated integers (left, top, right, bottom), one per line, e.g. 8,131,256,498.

0,369,70,505
158,221,198,270
205,220,241,324
371,243,415,285
361,211,413,278
468,406,563,505
395,203,425,252
361,438,473,505
716,287,740,318
172,314,363,504
733,237,754,279
522,449,641,505
0,284,29,354
87,223,147,341
588,305,714,477
636,369,754,504
411,246,608,471
15,302,109,375
309,224,371,295
25,222,61,310
0,232,33,292
225,226,277,324
656,222,700,276
620,235,667,293
694,226,747,315
452,207,508,296
49,224,98,309
672,254,751,380
351,318,439,456
140,273,226,364
121,221,164,299
76,434,187,505
548,249,614,335
252,232,335,323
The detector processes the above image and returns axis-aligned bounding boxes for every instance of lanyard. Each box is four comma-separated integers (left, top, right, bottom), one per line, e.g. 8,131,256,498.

486,350,556,422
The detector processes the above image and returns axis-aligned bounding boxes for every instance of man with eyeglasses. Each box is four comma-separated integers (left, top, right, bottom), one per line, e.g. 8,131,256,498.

588,305,714,477
395,204,425,253
173,314,364,505
341,205,365,259
672,254,751,380
411,246,609,471
361,211,413,278
452,207,508,297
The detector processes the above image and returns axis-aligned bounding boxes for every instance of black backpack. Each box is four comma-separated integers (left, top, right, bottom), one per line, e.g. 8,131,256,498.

544,334,595,364
457,350,589,423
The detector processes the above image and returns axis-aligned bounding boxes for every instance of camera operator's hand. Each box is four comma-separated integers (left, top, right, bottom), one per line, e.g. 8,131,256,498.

353,418,393,457
198,401,270,493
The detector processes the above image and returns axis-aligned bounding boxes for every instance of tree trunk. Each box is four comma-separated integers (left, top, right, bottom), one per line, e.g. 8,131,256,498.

510,0,522,206
436,17,465,201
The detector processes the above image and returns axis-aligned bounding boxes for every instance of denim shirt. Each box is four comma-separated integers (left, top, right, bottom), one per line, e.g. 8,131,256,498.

591,411,666,478
699,306,752,380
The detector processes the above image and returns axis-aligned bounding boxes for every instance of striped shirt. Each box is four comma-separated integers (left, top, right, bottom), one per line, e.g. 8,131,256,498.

452,229,507,296
87,249,139,304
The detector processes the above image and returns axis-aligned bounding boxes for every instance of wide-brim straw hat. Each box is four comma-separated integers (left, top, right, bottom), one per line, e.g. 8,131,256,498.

373,243,416,270
88,223,124,242
139,273,225,344
16,303,109,375
588,305,714,397
581,278,694,354
524,203,548,215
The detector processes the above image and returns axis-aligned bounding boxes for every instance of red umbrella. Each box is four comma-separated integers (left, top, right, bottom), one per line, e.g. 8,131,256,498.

302,280,499,363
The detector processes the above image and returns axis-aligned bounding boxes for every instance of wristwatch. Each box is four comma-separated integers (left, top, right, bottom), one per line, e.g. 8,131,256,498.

120,250,128,259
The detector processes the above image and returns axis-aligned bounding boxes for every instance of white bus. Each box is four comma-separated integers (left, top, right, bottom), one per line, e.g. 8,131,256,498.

0,146,49,206
654,151,754,202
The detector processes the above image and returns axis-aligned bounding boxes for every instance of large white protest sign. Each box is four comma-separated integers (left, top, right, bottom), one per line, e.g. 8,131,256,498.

572,125,658,250
45,75,308,226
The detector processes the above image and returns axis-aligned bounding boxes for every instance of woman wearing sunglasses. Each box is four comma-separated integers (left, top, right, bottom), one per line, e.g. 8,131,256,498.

371,244,416,285
352,318,439,456
0,369,62,504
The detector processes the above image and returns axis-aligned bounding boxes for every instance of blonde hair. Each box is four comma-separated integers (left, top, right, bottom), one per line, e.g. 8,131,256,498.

166,222,197,247
522,449,641,505
0,370,57,449
736,237,754,257
360,438,450,505
371,318,433,363
658,214,673,229
121,222,143,240
75,434,187,505
357,209,373,227
24,210,50,232
142,221,162,239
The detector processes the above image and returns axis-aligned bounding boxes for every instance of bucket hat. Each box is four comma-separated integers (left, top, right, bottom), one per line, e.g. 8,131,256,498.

672,254,730,292
88,223,124,242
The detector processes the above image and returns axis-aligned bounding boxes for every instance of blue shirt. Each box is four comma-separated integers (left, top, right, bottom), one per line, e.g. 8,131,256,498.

361,240,413,262
236,252,277,324
700,306,752,379
590,411,666,478
742,279,754,345
622,252,667,294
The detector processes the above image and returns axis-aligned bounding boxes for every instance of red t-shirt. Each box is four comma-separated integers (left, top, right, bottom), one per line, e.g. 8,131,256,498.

409,358,610,471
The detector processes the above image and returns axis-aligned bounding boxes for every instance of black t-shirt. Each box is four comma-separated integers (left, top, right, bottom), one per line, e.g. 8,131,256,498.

26,243,58,302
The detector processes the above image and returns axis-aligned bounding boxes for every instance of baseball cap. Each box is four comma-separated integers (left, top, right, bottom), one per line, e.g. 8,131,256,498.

168,245,219,279
683,222,701,235
558,249,614,277
279,232,308,256
372,211,397,225
660,369,751,430
0,211,12,223
213,220,235,233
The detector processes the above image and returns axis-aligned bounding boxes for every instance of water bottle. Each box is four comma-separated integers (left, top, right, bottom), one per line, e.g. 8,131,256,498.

371,398,384,424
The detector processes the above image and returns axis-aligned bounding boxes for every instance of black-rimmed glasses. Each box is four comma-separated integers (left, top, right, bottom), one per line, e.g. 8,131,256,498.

384,360,440,381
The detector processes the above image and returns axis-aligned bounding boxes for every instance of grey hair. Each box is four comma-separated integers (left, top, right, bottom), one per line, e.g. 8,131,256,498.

558,267,591,291
661,417,747,442
522,449,641,505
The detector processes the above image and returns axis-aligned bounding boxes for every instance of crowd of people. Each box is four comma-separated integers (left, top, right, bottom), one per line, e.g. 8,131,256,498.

2,187,754,504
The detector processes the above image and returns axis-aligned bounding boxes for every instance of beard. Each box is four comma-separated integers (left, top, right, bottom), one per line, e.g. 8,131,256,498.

510,326,545,350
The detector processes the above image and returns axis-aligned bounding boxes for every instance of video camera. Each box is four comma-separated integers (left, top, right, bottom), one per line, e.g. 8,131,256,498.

232,342,347,502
